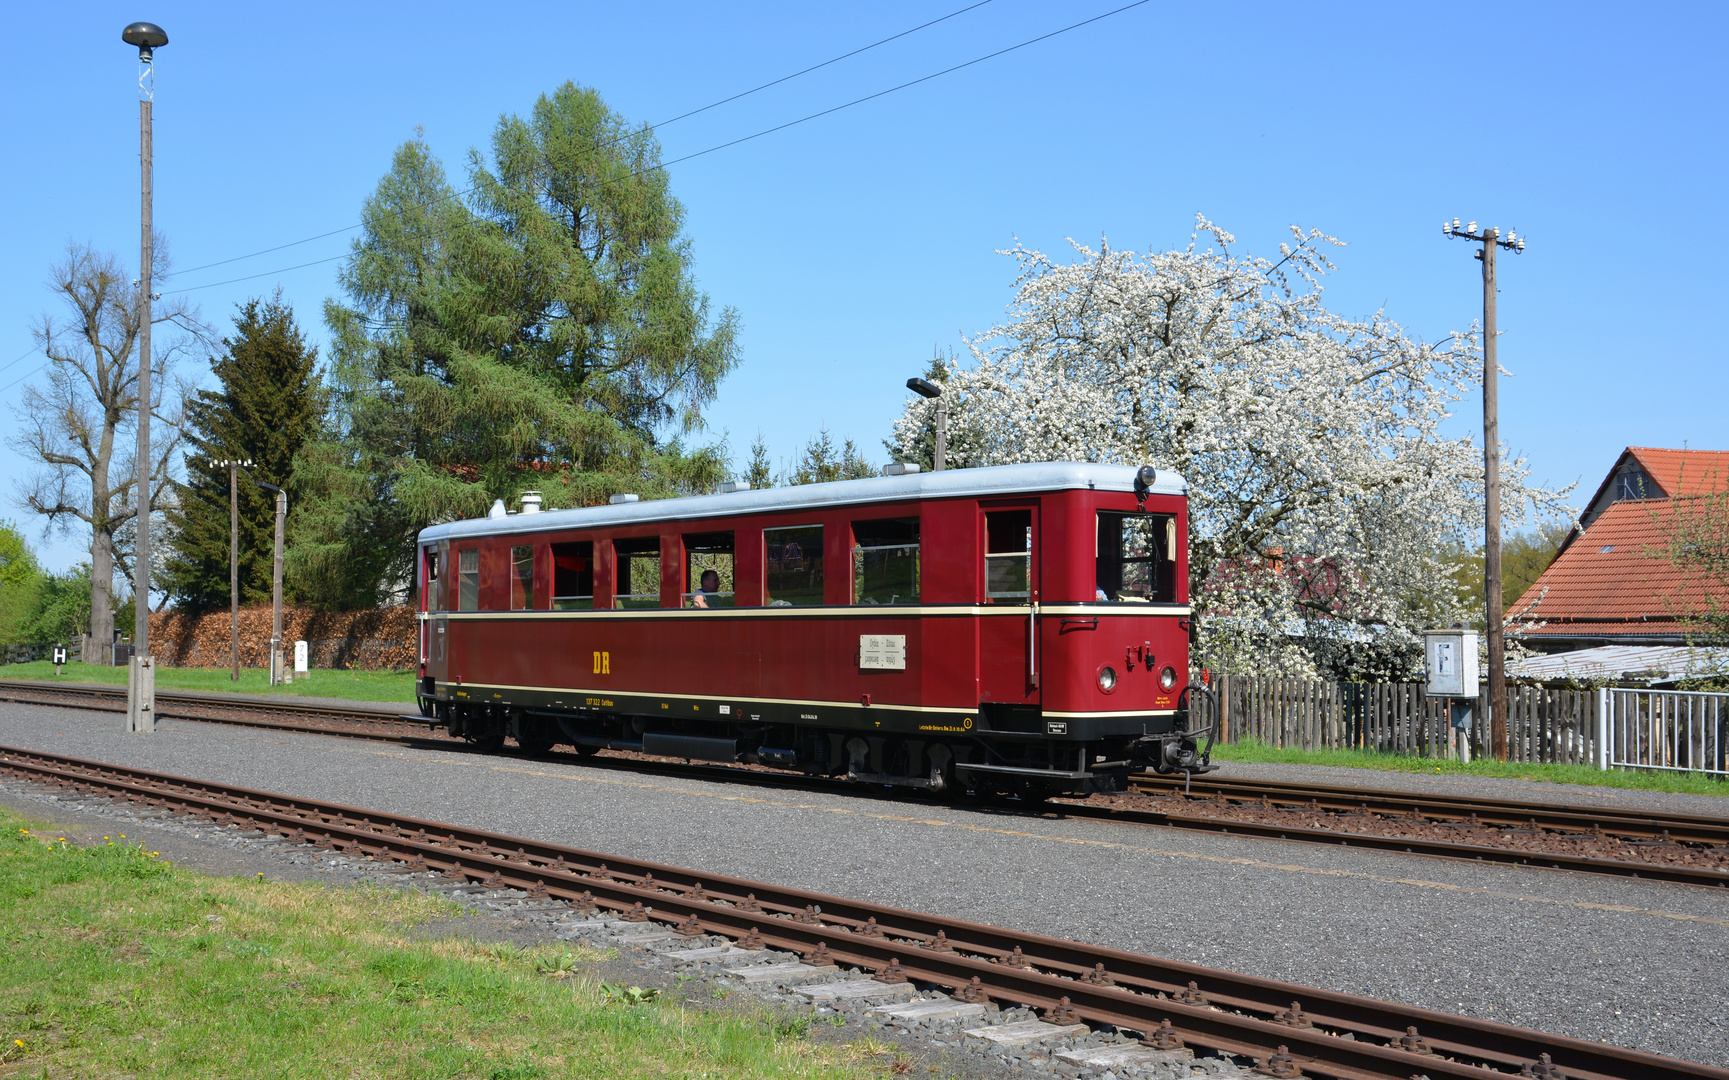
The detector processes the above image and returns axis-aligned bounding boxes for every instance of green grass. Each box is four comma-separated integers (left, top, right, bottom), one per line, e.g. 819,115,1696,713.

0,806,885,1079
1210,737,1729,797
0,661,415,704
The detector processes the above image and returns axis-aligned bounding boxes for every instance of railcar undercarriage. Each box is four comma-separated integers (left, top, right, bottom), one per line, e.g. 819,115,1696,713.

423,693,1216,798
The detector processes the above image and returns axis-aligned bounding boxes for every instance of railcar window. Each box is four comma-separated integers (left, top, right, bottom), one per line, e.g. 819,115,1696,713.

852,518,919,604
684,531,734,608
984,510,1033,603
614,537,661,609
457,549,479,611
510,545,535,610
764,525,823,606
550,541,593,609
1096,512,1177,602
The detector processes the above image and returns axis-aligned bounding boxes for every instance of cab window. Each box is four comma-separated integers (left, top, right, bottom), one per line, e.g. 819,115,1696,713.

984,510,1032,603
765,525,823,606
614,537,661,609
852,518,919,604
1097,512,1176,601
551,541,593,609
457,548,480,611
685,531,734,608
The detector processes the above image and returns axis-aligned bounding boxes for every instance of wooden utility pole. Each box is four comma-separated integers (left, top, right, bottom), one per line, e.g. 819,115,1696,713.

1444,218,1524,760
229,462,239,681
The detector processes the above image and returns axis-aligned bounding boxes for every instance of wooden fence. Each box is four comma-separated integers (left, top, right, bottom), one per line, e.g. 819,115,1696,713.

1204,674,1599,765
0,641,81,666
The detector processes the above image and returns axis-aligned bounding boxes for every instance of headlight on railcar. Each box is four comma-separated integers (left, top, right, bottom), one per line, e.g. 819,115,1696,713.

1159,665,1178,691
1097,665,1118,693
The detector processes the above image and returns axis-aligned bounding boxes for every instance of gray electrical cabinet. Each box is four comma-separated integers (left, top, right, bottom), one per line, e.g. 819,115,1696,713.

1423,630,1479,698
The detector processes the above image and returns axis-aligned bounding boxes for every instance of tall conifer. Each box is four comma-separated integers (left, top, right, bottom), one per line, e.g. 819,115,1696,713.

163,296,320,611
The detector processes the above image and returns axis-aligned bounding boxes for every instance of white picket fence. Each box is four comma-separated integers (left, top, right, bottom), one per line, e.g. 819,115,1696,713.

1205,674,1729,779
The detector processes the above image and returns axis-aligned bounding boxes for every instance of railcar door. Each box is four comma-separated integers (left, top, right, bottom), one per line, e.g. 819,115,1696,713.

426,541,449,691
979,504,1041,704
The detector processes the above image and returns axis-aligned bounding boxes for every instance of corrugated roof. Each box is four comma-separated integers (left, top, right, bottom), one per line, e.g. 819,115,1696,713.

1510,644,1729,684
1511,498,1726,634
1626,447,1729,497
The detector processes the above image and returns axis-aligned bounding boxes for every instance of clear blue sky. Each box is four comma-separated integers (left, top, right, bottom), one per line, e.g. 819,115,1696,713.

3,1,1723,574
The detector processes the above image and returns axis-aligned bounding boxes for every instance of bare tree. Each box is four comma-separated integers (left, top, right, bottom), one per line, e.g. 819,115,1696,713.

9,242,204,658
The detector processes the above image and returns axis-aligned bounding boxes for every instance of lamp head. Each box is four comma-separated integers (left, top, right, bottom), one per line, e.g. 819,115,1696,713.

906,377,941,399
1133,464,1159,507
122,21,168,60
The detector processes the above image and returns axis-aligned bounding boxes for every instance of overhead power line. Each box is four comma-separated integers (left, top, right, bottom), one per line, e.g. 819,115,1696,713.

652,0,997,130
659,0,1152,169
163,1,1150,298
169,1,998,284
173,224,362,278
0,345,40,378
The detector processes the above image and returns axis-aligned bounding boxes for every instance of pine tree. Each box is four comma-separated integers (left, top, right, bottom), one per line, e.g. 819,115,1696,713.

745,433,774,490
299,83,739,607
787,427,876,485
163,295,320,612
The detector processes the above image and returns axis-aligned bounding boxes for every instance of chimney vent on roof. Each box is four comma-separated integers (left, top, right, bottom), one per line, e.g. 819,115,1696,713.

883,462,920,476
488,499,507,519
609,493,640,505
520,491,543,514
719,480,751,494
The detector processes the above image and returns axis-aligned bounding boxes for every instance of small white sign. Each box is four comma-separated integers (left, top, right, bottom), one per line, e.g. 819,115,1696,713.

293,640,309,674
52,647,66,666
859,634,907,671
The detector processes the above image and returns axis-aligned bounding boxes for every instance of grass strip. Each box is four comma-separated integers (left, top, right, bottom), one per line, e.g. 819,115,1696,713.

0,806,881,1078
0,661,414,704
1210,737,1729,797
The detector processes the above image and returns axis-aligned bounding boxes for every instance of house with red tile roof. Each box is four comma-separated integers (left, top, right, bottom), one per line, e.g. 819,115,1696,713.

1514,447,1729,653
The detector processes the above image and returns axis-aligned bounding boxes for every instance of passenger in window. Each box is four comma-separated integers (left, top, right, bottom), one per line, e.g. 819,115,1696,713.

689,570,721,608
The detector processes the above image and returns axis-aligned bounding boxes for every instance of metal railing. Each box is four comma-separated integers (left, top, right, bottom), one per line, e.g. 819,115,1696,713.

1601,688,1729,777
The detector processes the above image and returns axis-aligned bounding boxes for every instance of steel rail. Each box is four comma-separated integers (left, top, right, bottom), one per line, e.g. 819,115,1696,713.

5,679,1727,889
1059,799,1729,888
2,744,1721,1080
1126,774,1729,847
0,679,429,743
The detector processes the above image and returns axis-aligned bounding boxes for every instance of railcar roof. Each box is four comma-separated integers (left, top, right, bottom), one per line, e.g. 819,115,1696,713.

417,462,1186,543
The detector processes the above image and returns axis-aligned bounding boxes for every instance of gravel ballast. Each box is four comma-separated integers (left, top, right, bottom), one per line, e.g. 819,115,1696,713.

2,702,1726,1068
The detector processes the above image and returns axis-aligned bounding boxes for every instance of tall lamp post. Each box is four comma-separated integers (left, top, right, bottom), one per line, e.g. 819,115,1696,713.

1443,217,1525,761
214,459,253,681
256,482,288,686
906,378,945,471
123,20,167,733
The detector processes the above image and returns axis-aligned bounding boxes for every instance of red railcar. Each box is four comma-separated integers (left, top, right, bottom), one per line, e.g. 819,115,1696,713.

415,462,1211,795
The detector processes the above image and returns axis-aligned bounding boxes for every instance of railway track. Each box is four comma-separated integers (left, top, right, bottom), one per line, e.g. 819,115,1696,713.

5,678,1727,889
2,743,1720,1080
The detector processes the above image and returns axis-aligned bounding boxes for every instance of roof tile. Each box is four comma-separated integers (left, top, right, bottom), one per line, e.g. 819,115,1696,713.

1627,447,1729,497
1512,498,1726,632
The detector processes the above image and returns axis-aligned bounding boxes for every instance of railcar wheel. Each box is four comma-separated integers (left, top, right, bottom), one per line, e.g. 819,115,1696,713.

515,736,555,758
570,744,601,757
473,733,505,753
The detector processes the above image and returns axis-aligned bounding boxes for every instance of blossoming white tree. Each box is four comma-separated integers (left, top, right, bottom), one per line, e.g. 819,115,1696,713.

892,217,1568,677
